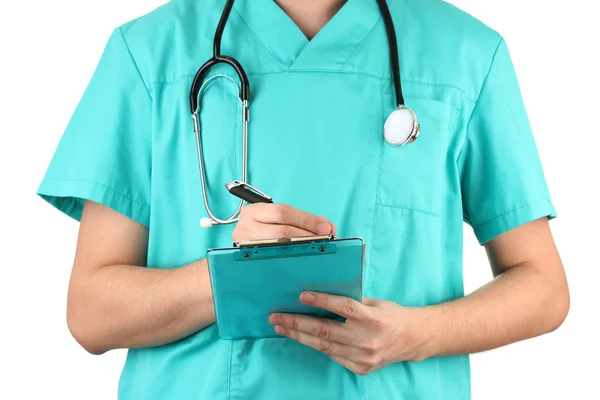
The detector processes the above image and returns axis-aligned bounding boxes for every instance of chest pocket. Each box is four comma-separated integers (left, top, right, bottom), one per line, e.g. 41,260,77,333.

377,97,458,216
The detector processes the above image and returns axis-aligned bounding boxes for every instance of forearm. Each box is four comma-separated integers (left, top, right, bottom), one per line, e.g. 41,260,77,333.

416,262,569,359
67,258,214,354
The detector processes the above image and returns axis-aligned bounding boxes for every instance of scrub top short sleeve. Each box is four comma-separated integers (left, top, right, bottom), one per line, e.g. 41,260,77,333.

37,28,152,227
34,1,560,397
458,38,556,244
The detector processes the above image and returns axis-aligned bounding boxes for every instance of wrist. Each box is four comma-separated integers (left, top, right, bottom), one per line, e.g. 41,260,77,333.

181,259,216,324
402,305,444,362
196,259,216,322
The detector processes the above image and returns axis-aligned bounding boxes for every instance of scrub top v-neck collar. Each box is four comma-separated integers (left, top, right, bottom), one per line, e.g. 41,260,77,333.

233,0,394,71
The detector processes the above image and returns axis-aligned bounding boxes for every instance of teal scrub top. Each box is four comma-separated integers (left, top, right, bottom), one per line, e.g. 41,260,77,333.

38,0,556,399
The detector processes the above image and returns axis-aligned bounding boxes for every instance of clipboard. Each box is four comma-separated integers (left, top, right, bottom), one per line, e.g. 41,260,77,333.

207,234,365,340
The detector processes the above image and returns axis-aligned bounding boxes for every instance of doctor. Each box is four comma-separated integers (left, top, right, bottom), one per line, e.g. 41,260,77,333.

38,0,569,399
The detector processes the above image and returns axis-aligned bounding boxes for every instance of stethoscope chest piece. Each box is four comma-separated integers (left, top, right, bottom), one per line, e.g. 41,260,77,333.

383,106,420,146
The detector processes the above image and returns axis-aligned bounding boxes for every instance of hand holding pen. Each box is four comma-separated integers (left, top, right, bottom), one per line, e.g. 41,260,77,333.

224,181,336,241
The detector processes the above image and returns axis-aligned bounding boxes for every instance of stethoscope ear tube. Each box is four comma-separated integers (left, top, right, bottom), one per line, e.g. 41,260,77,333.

375,0,405,108
193,0,417,227
189,56,250,114
189,0,249,114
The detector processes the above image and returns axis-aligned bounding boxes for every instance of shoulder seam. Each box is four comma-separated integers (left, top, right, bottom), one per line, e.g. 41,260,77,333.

474,36,504,105
118,26,153,100
462,36,504,139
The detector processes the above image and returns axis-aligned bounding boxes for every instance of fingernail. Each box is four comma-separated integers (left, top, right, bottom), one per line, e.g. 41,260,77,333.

316,222,331,234
301,292,316,303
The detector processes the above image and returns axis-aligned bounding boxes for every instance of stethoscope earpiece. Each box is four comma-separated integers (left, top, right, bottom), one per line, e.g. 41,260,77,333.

384,106,420,146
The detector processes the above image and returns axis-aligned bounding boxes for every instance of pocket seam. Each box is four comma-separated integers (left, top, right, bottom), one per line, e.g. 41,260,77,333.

375,202,441,217
409,101,459,124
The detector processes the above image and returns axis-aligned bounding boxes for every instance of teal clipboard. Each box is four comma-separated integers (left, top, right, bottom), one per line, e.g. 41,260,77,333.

207,235,365,340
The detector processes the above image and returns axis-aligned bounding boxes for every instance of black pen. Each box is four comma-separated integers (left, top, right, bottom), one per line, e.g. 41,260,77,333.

225,181,273,204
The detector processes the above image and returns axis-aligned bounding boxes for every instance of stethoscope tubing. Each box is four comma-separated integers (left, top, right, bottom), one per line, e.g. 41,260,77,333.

190,0,410,227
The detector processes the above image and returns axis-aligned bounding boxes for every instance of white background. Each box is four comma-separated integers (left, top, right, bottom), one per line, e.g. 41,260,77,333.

0,0,598,399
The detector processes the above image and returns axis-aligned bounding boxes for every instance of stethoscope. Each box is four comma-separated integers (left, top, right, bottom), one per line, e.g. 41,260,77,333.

190,0,419,228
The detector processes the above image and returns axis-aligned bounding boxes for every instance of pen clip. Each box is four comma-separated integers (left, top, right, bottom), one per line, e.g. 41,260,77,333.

227,180,272,201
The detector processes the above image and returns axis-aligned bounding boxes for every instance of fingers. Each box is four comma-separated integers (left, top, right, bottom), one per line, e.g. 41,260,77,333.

273,325,362,360
232,203,337,245
329,221,337,235
247,204,334,235
330,355,373,377
232,219,316,242
272,320,382,376
269,313,354,345
361,297,378,307
299,292,371,320
256,223,317,240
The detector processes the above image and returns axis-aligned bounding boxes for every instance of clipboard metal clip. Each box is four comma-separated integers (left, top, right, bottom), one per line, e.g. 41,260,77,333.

234,234,338,248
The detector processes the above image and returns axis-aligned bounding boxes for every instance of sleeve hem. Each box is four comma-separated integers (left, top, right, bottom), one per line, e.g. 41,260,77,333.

473,198,556,245
37,177,150,227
